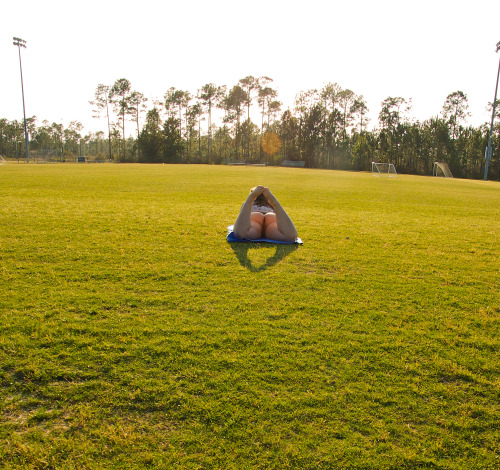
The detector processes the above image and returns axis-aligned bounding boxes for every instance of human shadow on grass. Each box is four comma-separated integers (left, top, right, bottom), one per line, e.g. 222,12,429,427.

229,242,298,272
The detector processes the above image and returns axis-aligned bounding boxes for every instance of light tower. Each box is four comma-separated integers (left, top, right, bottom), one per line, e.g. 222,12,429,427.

484,41,500,180
13,37,29,163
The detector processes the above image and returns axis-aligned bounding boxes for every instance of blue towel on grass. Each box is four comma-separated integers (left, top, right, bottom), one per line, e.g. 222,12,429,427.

227,225,303,244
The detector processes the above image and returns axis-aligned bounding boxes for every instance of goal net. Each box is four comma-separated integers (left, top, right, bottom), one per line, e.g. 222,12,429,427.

0,156,6,165
433,162,453,178
28,149,60,163
372,162,397,177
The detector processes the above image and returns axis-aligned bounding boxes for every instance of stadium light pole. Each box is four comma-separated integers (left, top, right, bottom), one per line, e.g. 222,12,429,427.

484,40,500,180
13,37,29,163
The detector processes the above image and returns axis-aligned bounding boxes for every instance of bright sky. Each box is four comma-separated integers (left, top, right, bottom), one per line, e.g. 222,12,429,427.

2,0,499,136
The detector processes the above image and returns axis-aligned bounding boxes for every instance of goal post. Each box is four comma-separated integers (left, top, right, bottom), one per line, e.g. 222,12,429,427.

433,162,453,178
0,156,6,165
372,161,397,177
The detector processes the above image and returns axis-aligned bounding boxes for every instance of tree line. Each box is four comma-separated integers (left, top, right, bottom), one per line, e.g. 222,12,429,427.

1,76,499,179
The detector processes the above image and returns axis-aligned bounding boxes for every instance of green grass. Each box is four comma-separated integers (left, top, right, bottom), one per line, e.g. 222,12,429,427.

0,164,499,469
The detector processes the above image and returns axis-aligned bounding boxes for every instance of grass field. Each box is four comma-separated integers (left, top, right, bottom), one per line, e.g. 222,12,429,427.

0,164,499,469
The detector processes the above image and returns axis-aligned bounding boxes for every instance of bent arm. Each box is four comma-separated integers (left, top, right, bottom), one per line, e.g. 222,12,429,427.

233,186,265,239
264,190,298,241
233,197,254,238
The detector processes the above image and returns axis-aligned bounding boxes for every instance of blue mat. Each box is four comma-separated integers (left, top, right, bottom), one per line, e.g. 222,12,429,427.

227,226,303,245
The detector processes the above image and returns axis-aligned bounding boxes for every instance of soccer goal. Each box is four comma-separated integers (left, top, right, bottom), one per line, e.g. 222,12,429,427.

433,162,453,178
372,161,397,177
0,156,6,165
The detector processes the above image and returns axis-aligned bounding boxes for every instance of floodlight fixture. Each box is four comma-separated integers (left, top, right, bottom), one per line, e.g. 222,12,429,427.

13,37,27,47
13,36,29,163
484,40,500,180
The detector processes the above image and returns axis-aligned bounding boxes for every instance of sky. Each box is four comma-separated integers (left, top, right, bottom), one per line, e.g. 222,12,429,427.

2,0,500,137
